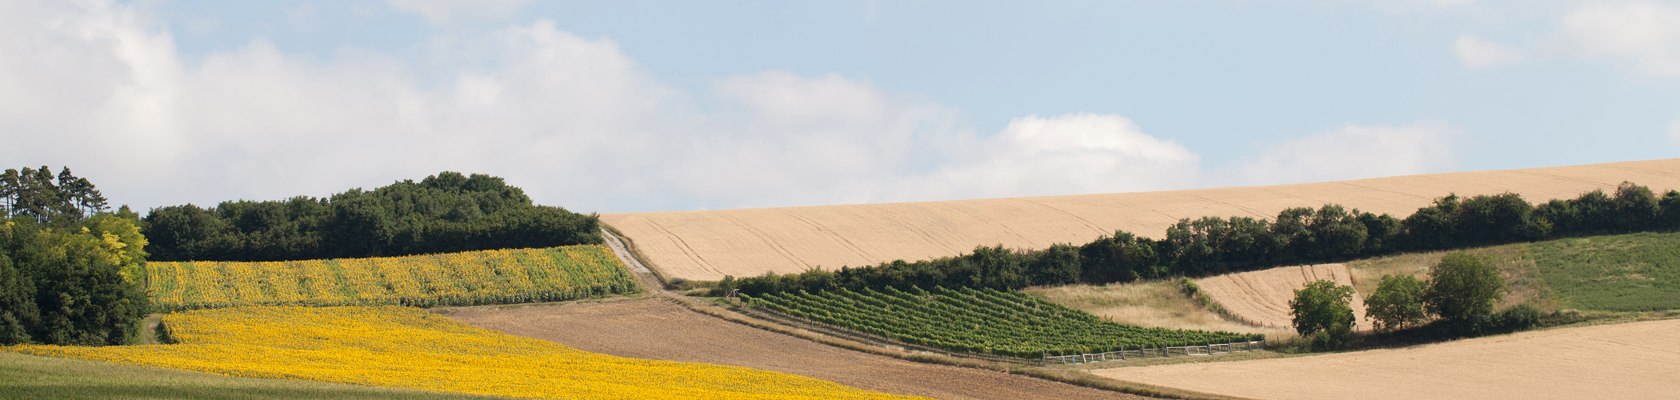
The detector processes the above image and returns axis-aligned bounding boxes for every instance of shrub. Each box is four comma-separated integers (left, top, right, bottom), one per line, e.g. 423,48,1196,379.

1365,274,1428,331
1425,252,1505,328
1488,304,1544,332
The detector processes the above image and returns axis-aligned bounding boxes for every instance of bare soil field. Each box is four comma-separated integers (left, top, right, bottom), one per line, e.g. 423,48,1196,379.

1090,319,1680,400
603,159,1680,282
444,298,1145,400
1194,264,1372,332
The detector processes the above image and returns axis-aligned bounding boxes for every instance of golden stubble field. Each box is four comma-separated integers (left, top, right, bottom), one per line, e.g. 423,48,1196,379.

1194,264,1373,332
1090,319,1680,400
604,159,1680,281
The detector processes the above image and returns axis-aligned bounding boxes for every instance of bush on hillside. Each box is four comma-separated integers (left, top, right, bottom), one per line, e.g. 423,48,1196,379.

1425,252,1505,329
1289,280,1356,349
1365,274,1428,332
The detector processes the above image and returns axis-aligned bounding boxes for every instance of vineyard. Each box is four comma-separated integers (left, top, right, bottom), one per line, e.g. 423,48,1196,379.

146,245,639,311
5,306,913,400
743,286,1259,358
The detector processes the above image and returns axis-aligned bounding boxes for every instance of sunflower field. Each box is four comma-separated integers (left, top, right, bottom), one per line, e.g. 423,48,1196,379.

6,306,915,400
145,245,638,311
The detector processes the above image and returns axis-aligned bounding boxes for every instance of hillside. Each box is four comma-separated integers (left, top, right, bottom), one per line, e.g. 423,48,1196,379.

604,159,1680,282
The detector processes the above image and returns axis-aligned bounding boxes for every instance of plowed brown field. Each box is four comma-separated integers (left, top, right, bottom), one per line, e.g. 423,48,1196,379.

604,159,1680,281
1091,319,1680,400
1194,264,1371,332
445,299,1145,400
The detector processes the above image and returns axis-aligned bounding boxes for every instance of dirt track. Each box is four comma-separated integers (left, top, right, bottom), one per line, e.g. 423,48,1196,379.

1194,264,1372,332
1092,319,1680,400
604,159,1680,281
445,298,1146,400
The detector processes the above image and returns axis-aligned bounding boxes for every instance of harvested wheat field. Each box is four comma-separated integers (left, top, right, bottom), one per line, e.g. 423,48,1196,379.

1194,264,1372,332
444,298,1144,400
603,159,1680,281
1091,319,1680,400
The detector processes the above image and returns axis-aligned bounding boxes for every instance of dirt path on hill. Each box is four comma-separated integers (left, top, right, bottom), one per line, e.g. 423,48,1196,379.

446,298,1147,400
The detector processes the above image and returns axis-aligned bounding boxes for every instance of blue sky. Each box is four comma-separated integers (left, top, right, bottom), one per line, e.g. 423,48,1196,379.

3,1,1678,213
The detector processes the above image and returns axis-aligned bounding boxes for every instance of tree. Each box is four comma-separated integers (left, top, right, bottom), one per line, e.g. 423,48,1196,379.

0,214,148,345
1289,280,1356,347
1452,193,1538,245
1078,231,1156,283
1660,190,1680,231
1401,194,1459,250
1425,252,1505,328
1364,274,1428,331
1610,182,1659,231
1026,243,1081,286
1306,205,1368,261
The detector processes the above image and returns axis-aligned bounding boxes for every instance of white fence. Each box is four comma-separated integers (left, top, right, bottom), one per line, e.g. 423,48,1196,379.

1041,340,1267,365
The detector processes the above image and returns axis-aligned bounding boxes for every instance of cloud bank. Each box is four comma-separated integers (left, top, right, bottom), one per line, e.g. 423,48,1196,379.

0,1,1456,213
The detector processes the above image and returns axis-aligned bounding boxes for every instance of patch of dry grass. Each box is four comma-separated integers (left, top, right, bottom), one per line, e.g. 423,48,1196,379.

1025,281,1295,341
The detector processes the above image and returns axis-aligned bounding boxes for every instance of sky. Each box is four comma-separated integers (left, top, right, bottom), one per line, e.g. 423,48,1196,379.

2,0,1678,214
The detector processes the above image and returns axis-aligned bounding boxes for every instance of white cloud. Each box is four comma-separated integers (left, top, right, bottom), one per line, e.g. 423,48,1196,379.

904,114,1200,200
0,0,1461,214
1234,125,1456,185
1559,1,1680,77
1455,35,1523,68
0,0,1205,213
387,0,531,25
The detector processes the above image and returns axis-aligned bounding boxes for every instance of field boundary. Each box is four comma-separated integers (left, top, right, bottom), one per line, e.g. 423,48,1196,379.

1040,341,1267,365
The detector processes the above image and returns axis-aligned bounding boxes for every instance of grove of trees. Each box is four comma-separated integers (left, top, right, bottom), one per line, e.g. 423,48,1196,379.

143,172,601,261
724,182,1680,296
1,166,148,345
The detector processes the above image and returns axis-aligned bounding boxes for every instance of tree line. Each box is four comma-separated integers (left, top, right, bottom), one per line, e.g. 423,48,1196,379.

1,166,147,345
1,166,110,223
143,172,601,261
720,182,1680,296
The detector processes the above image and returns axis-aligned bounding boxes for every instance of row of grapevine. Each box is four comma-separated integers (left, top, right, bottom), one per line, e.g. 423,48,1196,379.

743,286,1259,358
146,245,639,311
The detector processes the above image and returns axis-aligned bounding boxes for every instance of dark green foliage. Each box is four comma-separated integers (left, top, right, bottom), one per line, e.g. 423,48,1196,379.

1490,304,1543,331
1304,205,1368,261
1,166,109,224
1078,231,1156,283
1610,182,1660,231
142,172,601,261
1026,243,1082,286
1425,252,1505,327
1660,190,1680,230
743,286,1259,358
1,215,150,345
1451,193,1540,245
1288,280,1355,345
0,167,148,346
731,183,1680,297
1364,274,1428,331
